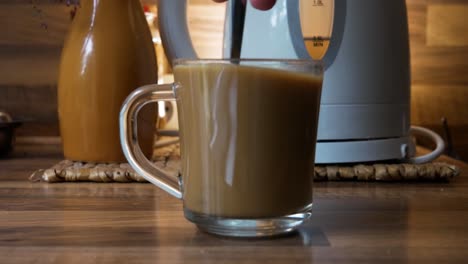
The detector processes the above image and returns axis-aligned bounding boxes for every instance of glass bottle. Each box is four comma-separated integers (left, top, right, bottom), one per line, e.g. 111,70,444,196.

58,0,157,162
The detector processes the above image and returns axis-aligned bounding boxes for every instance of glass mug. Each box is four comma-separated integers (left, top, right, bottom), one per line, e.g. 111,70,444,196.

120,59,323,237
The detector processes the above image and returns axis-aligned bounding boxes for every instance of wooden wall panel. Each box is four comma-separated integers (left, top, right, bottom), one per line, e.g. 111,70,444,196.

0,5,70,47
427,5,468,47
0,2,70,136
408,0,468,160
187,4,225,58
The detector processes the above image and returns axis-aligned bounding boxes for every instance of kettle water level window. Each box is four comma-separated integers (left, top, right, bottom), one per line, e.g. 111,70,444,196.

300,0,334,60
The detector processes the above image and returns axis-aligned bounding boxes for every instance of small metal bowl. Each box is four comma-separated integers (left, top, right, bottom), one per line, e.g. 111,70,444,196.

0,112,22,157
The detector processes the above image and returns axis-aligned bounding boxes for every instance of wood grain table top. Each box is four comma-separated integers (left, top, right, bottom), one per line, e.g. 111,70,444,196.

0,142,467,264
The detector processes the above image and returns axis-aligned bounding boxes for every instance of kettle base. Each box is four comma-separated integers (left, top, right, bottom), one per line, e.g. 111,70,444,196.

315,136,415,164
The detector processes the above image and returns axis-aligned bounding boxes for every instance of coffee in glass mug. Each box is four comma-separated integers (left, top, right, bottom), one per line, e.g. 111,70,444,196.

120,59,323,237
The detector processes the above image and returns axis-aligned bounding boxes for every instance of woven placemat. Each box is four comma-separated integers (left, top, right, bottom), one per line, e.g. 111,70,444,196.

30,141,460,183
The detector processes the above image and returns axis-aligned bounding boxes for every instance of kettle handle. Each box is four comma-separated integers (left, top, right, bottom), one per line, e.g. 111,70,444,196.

158,0,198,64
322,0,346,69
404,126,445,164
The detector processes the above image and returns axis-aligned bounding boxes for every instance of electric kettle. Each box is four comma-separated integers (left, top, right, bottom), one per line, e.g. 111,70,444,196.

158,0,445,164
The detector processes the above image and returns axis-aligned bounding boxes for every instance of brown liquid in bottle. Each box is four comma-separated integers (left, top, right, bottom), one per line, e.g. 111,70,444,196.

174,63,322,218
58,0,157,162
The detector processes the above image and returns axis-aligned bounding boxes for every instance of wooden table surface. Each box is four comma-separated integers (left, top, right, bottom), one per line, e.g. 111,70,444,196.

1,142,467,264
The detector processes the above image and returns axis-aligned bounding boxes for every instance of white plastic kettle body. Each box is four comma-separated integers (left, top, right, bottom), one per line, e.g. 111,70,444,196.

158,0,444,164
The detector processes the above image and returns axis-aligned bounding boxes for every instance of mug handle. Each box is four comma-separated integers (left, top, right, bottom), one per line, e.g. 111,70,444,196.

120,84,182,199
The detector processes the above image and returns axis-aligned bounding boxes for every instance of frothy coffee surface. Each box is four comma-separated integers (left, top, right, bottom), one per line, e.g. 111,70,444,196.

174,63,322,218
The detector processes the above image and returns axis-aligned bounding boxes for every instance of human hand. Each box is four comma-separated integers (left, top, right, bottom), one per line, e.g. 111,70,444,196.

212,0,276,11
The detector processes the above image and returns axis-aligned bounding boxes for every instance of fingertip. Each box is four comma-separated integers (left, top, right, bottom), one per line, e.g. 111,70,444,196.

250,0,276,10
